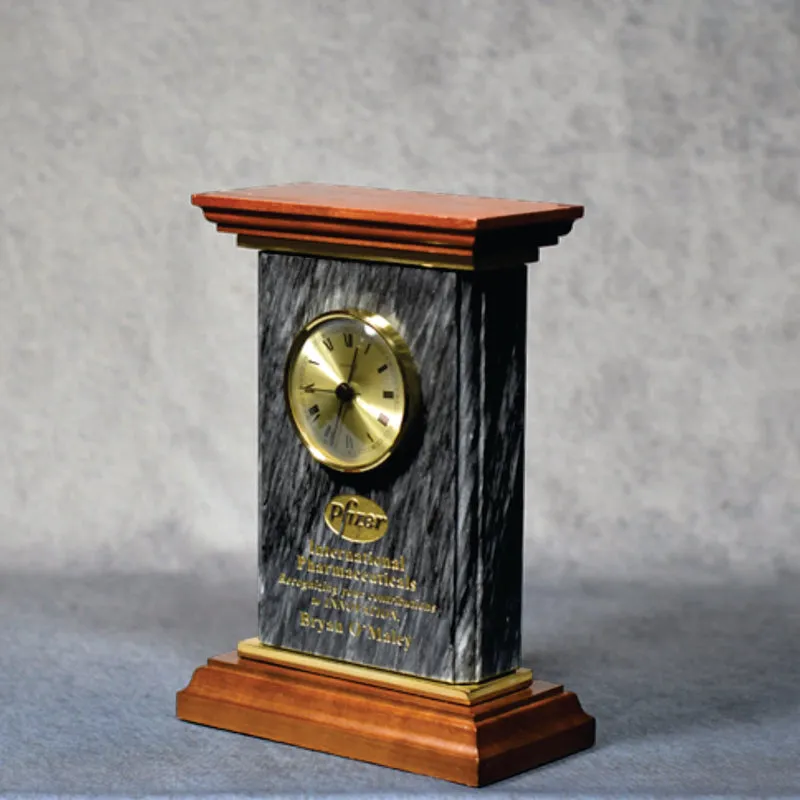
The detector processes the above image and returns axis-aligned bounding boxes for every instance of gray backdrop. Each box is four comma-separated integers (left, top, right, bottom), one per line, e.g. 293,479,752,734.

1,1,799,797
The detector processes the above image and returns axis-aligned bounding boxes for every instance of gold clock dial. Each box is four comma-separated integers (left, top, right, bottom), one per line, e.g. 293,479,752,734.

285,310,419,473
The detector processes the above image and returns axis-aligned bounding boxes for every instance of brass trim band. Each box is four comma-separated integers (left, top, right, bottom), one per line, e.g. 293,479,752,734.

237,638,534,706
237,235,475,270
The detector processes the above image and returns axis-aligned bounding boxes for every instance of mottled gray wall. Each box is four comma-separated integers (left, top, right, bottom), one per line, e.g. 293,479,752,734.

1,0,798,584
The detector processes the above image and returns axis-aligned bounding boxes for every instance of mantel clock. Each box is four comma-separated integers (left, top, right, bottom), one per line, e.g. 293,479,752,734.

177,183,595,787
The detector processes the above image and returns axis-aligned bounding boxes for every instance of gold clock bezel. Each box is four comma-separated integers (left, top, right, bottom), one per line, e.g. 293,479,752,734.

283,309,421,473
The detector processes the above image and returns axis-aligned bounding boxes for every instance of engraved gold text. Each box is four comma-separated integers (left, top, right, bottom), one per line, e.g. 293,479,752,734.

324,494,389,543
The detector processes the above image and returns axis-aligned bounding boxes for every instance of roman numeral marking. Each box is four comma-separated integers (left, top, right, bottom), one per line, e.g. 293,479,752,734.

378,413,389,426
363,342,372,355
308,404,320,419
301,383,315,393
307,359,320,365
343,332,353,348
377,364,388,374
322,337,334,351
383,390,394,399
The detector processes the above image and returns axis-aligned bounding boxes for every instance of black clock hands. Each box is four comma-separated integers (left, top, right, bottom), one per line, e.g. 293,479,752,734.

346,346,359,384
330,401,349,446
330,347,359,447
301,383,336,394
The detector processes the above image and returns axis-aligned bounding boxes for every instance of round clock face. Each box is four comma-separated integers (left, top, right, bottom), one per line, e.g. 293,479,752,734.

284,310,419,473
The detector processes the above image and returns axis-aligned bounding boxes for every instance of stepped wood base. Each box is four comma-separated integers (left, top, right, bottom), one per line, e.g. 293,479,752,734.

177,646,595,787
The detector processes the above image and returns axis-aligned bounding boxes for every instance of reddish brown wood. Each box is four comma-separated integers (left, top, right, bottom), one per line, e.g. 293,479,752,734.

204,211,478,247
220,223,475,258
192,183,583,269
176,651,595,787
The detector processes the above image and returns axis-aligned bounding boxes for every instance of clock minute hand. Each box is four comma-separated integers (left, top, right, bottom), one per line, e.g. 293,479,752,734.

346,347,359,384
330,348,359,448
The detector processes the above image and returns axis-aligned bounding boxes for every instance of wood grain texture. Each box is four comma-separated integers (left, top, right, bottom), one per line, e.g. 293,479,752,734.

176,651,596,787
192,183,583,269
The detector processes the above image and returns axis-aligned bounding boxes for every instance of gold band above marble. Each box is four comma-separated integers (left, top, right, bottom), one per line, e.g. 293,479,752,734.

237,637,534,705
237,235,475,270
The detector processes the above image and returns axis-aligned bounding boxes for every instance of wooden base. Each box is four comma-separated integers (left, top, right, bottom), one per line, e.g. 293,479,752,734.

177,649,594,787
177,649,594,786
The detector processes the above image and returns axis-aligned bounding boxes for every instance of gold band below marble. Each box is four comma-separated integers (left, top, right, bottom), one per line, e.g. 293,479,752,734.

237,638,533,706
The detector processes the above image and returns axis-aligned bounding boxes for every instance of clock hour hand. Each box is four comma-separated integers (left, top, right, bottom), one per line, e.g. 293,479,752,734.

301,382,336,394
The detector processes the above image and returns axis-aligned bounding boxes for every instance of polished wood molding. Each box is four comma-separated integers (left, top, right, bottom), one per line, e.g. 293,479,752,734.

176,651,595,787
192,183,584,270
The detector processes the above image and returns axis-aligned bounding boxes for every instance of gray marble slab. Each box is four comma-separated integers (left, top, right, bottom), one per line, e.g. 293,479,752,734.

257,252,525,683
454,267,527,682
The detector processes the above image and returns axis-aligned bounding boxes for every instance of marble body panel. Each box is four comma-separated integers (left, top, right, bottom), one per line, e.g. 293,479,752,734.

454,267,527,682
257,252,525,683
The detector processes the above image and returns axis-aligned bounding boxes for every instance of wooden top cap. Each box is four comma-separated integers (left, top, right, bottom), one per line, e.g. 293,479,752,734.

192,182,583,270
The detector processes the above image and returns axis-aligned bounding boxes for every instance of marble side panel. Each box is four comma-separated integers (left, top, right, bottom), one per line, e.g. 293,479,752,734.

454,267,526,682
